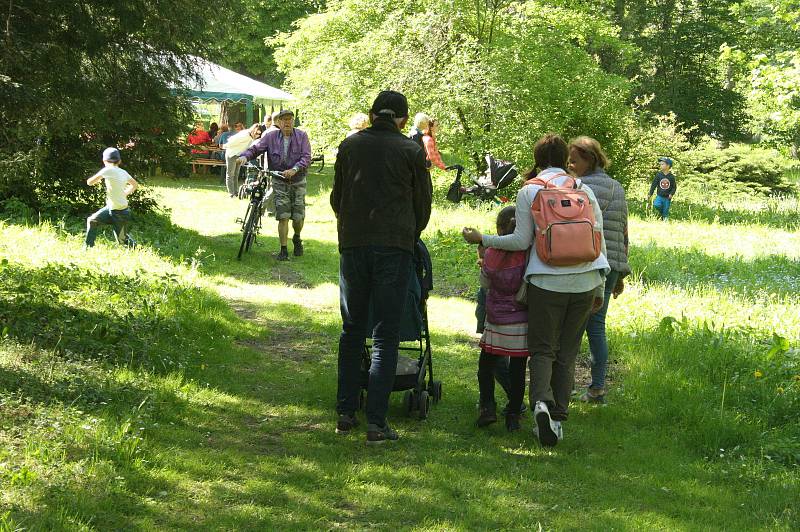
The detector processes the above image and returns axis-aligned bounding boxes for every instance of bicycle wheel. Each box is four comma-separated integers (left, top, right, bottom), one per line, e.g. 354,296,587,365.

244,201,263,252
245,212,258,252
237,203,256,260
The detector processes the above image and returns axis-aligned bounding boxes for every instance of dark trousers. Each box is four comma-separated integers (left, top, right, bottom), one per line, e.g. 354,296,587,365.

85,207,133,247
477,350,515,408
527,284,594,421
507,356,528,415
336,246,412,427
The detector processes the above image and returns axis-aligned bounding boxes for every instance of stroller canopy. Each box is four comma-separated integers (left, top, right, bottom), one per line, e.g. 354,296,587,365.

487,155,518,189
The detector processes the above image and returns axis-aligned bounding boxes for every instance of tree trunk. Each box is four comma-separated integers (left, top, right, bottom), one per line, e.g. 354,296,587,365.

456,106,484,173
220,101,246,127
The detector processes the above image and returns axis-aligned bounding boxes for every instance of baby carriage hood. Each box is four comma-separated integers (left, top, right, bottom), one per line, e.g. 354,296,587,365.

487,154,518,189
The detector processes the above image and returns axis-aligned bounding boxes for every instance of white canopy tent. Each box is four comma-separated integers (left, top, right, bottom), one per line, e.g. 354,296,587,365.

182,56,295,124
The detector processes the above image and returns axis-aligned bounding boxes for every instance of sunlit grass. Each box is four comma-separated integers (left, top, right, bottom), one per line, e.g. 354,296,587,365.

1,169,799,529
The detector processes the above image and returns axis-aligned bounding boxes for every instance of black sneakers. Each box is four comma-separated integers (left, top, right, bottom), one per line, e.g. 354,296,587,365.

366,424,399,445
335,414,359,434
276,247,289,261
505,413,521,432
476,402,498,427
292,235,303,256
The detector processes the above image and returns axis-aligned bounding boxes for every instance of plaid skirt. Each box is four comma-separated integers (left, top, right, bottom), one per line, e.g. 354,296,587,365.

479,321,528,357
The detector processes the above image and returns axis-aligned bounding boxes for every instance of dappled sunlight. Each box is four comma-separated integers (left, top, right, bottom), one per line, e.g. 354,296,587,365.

0,220,199,284
427,295,483,337
611,280,800,337
3,170,799,529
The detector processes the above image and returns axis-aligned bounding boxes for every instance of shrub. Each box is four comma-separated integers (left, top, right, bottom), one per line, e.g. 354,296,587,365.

683,143,797,195
608,111,694,189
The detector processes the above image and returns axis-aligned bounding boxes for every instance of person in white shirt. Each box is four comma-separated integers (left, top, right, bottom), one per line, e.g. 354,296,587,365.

85,147,138,248
222,123,264,197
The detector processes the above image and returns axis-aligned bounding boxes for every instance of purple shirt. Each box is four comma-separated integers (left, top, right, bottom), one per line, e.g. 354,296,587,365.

482,248,528,325
239,128,312,182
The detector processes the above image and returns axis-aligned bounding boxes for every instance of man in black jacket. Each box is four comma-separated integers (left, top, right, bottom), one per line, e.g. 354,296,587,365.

331,91,432,444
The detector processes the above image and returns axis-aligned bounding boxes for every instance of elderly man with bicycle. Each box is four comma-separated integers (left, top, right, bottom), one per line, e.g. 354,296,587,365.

238,109,311,261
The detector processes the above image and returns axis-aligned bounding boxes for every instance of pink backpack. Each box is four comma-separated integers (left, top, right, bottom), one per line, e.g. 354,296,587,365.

525,173,602,266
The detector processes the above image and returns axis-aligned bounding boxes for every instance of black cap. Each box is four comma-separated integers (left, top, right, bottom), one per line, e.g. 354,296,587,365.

370,90,409,119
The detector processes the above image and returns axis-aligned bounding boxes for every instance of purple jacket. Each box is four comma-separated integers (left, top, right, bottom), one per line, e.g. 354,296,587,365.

239,128,312,182
482,247,528,325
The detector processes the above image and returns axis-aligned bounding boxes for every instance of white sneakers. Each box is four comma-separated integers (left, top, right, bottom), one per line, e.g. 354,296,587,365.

533,401,563,447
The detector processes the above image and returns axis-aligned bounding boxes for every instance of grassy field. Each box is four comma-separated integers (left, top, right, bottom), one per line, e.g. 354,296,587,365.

1,167,798,530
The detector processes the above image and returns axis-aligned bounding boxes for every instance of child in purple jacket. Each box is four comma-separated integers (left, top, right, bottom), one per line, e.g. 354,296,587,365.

476,206,530,431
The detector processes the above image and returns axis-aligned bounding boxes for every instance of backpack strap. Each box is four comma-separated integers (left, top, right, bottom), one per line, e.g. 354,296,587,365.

524,172,575,189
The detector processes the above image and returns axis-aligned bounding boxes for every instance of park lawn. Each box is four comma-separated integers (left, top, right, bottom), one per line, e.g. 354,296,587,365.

1,168,798,530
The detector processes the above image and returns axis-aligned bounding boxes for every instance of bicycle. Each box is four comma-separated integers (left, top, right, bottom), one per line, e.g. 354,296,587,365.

235,168,285,260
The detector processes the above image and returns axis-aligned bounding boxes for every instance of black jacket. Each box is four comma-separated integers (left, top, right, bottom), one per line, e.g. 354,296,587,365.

331,118,432,252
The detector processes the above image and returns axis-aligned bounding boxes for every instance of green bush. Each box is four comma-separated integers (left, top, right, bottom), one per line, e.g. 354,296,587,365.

683,144,797,195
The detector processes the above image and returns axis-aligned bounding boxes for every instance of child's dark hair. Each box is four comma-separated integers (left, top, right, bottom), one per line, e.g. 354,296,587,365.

496,205,517,235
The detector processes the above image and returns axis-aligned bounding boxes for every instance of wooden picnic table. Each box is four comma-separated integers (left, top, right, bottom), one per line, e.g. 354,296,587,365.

190,145,226,170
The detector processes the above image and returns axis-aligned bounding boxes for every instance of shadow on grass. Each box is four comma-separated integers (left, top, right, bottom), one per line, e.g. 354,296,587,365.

628,197,800,230
629,241,800,299
4,284,796,528
2,175,797,528
0,261,243,372
45,305,794,529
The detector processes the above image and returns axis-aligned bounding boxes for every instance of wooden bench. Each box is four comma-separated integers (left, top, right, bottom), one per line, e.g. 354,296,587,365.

191,158,225,168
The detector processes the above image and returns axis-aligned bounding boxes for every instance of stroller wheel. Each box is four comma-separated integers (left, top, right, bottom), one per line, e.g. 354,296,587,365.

403,390,415,416
430,381,442,403
418,390,430,420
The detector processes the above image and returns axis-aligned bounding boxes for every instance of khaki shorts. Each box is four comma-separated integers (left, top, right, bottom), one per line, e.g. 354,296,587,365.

273,179,306,221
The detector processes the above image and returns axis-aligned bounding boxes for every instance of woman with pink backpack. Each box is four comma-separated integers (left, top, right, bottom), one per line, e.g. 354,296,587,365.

463,133,610,447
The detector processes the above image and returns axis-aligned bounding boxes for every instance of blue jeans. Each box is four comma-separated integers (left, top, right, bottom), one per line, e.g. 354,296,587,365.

653,196,671,220
85,207,133,247
585,270,621,390
337,246,412,427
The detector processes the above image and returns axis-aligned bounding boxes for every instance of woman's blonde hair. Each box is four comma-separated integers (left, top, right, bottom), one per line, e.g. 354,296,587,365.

349,113,369,131
413,112,430,130
568,136,610,170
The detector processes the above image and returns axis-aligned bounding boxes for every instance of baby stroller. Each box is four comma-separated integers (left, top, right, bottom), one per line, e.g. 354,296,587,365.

446,154,518,203
360,240,442,419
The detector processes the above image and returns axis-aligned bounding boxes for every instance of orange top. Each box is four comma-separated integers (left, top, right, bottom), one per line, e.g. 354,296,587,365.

422,134,446,170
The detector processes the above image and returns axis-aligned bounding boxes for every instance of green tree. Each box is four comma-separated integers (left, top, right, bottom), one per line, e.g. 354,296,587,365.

747,53,800,157
0,0,230,213
276,0,642,181
587,0,748,141
217,0,324,86
734,0,800,156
